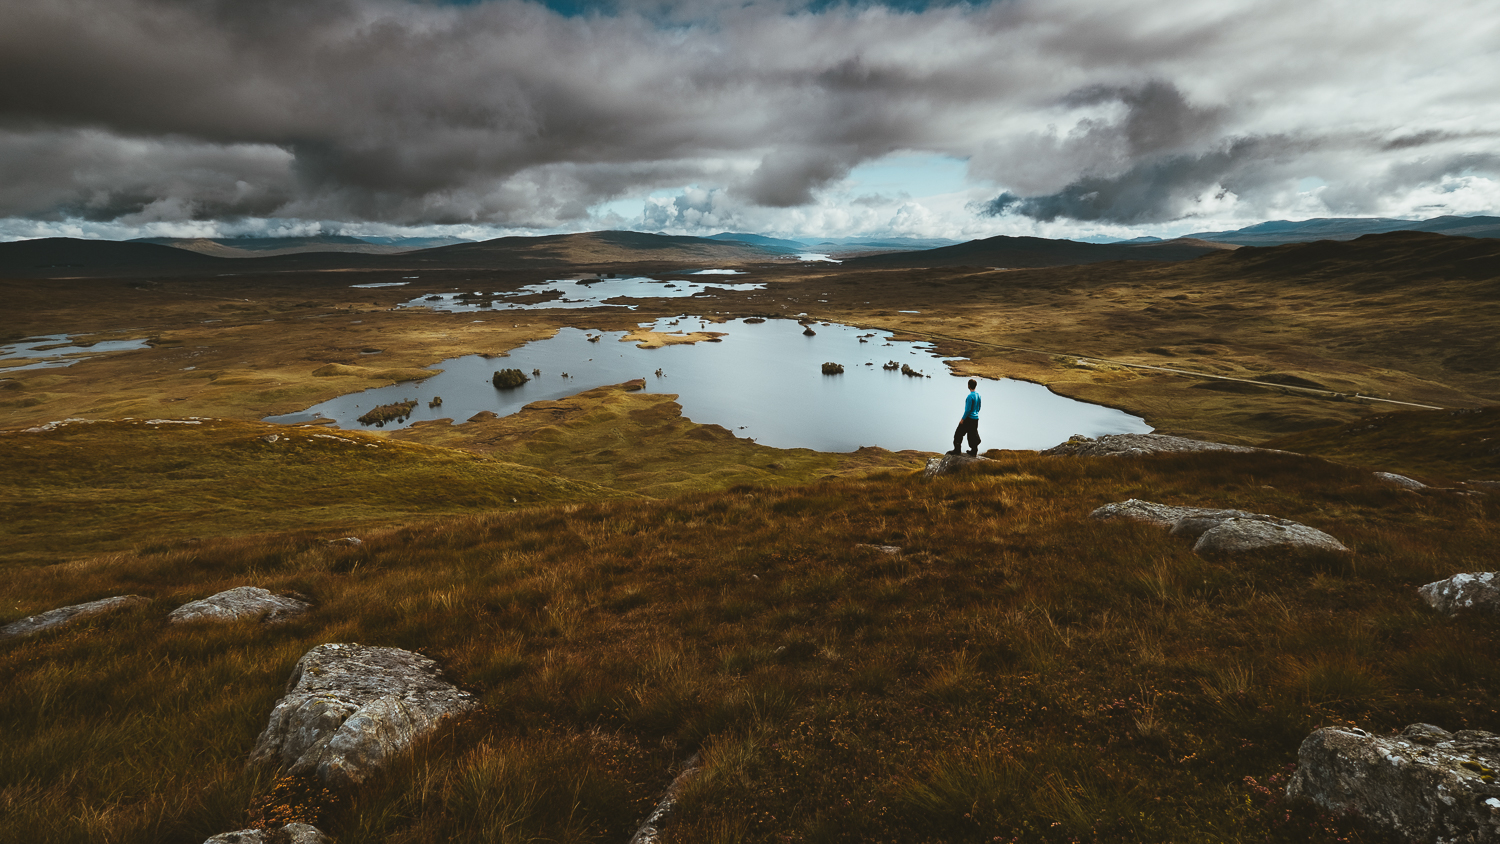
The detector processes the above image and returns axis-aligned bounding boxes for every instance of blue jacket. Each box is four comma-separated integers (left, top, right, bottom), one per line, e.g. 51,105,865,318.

963,390,981,420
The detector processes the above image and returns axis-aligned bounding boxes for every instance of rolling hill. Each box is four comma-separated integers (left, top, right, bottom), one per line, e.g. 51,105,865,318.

1184,214,1500,246
839,234,1237,269
0,231,781,278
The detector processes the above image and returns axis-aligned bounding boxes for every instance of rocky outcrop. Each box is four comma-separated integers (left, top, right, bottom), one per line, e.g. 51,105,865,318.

1091,499,1349,557
1420,572,1500,616
1044,433,1264,457
1286,724,1500,843
249,643,476,788
169,587,312,625
1,595,149,639
1376,471,1427,490
203,824,329,844
923,453,987,478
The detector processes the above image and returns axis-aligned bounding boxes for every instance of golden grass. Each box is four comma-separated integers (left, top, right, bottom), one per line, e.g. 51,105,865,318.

391,383,927,497
0,417,631,566
3,448,1495,843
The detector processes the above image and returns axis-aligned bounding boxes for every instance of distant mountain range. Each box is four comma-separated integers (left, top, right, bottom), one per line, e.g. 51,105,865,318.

0,231,778,278
840,235,1237,270
707,232,962,256
5,216,1498,279
1170,215,1500,246
130,234,471,258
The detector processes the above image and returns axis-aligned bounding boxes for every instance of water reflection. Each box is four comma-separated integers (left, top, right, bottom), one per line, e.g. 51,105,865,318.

1,334,151,373
266,318,1149,452
400,275,766,313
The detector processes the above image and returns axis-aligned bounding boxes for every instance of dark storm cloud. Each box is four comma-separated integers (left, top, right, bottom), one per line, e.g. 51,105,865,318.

979,139,1265,224
0,0,1496,230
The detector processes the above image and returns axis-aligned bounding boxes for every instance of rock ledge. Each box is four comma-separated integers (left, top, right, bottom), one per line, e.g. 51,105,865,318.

1044,433,1264,458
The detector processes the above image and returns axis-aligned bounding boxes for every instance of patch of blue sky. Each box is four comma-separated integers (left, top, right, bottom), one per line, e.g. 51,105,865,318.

594,186,685,225
842,153,971,200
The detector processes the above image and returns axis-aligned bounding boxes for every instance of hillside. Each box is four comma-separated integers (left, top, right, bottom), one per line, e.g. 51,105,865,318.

130,235,419,258
417,230,779,268
840,234,1235,269
0,237,227,276
1186,214,1500,246
0,231,780,278
2,430,1495,843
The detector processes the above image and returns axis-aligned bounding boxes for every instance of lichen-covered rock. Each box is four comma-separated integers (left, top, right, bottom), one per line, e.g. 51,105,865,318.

1091,500,1348,558
1286,724,1500,843
1044,433,1264,457
203,823,329,844
169,587,312,625
923,453,987,478
1193,518,1350,557
1376,471,1427,490
249,643,476,787
1420,572,1500,616
0,595,149,639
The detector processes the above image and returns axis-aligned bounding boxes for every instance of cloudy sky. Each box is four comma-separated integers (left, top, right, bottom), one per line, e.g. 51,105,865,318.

2,0,1497,243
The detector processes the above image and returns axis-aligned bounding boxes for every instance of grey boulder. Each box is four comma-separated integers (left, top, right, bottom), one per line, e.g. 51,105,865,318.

1193,518,1350,557
249,643,476,787
204,824,328,844
1043,433,1263,457
169,587,311,625
1420,572,1500,616
1091,499,1349,557
923,453,987,478
0,595,149,639
1286,724,1500,843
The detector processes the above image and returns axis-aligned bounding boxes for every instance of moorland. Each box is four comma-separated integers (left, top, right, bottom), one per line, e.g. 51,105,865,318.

1,229,1497,843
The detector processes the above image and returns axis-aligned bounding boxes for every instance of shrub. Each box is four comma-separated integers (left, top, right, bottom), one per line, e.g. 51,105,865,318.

491,369,529,389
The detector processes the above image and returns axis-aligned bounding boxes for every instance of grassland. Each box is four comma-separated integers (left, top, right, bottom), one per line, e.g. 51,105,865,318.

391,383,927,498
3,447,1497,843
0,417,631,567
2,233,1499,843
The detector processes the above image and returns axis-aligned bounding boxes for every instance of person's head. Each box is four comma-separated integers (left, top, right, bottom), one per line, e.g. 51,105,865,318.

967,379,977,391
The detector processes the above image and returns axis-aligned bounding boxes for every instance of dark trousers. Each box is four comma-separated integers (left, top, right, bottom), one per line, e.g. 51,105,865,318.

953,417,980,453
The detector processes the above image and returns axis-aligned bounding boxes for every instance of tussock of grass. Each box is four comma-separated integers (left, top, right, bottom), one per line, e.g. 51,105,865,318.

2,449,1497,842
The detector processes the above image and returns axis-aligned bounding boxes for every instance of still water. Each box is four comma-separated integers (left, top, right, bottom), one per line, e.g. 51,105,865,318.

1,334,151,373
400,275,765,312
267,318,1149,453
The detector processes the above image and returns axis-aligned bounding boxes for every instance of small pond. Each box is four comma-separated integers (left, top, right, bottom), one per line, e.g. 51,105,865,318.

401,275,766,313
267,318,1149,452
1,334,151,373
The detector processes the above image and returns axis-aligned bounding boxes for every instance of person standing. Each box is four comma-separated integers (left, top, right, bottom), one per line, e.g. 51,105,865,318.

951,378,981,456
